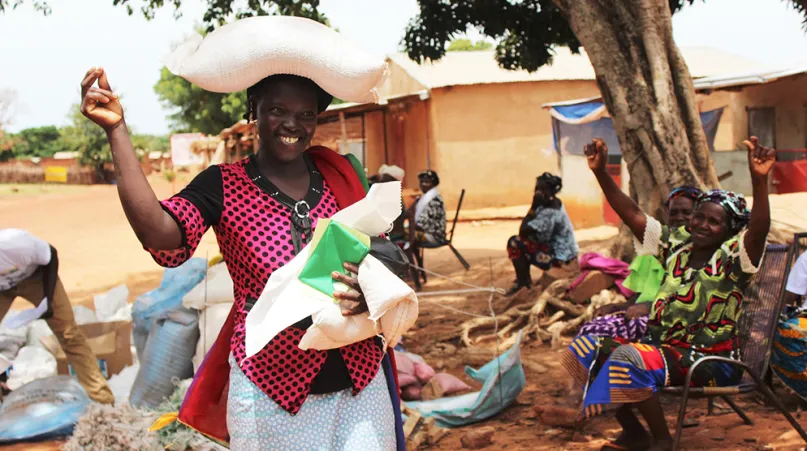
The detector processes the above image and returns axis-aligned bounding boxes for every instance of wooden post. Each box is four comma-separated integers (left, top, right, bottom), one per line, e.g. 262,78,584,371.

339,111,348,154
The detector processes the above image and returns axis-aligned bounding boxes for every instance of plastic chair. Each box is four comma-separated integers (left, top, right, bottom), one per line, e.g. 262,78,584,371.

662,243,807,451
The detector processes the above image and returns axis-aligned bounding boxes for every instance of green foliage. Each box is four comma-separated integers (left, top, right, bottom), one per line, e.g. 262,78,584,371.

0,107,169,167
59,104,111,166
447,38,492,52
402,0,805,73
1,0,327,30
8,125,64,158
154,67,247,135
131,133,170,152
0,132,17,162
162,169,176,183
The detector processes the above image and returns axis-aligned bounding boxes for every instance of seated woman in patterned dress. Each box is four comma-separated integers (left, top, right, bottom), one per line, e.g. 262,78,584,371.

578,186,701,341
560,138,774,451
506,172,579,296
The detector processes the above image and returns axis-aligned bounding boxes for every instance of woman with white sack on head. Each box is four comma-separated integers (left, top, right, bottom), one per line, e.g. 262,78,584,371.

79,16,406,450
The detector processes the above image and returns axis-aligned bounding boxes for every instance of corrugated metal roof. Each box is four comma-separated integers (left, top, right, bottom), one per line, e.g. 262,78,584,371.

388,46,766,89
692,64,807,90
541,63,807,108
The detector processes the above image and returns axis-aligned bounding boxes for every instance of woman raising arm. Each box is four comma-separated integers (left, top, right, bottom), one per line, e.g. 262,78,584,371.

583,139,647,241
80,67,182,250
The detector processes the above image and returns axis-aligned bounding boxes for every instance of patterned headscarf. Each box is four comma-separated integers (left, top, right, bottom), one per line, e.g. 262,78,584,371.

418,170,440,186
537,172,563,195
696,189,751,234
665,186,702,207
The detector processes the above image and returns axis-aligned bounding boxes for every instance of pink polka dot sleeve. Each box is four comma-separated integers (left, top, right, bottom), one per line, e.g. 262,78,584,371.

146,196,209,268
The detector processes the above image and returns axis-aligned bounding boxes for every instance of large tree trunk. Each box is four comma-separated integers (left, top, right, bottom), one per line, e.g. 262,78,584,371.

552,0,721,259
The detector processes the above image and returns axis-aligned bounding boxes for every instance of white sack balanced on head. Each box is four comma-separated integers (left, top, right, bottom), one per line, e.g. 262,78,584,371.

245,181,419,356
163,15,388,103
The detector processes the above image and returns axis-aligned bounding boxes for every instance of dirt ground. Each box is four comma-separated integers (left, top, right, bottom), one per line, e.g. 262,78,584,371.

2,178,806,451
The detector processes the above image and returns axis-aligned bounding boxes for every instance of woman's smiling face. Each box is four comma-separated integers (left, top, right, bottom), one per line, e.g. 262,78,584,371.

689,201,731,250
255,76,319,163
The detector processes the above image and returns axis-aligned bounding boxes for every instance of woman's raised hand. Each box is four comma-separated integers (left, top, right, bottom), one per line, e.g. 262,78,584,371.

80,67,124,131
743,136,776,181
584,139,608,174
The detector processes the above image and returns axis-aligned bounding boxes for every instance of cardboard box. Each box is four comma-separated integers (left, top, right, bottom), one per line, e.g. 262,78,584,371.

40,320,133,379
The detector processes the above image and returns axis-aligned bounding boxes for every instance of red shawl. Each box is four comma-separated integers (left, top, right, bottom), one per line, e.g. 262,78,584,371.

177,147,400,443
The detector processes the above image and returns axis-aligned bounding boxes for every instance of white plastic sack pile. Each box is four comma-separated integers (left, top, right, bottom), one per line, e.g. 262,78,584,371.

7,346,57,390
93,285,129,321
163,15,387,102
183,263,235,373
107,364,140,405
26,320,52,348
182,263,234,310
72,306,97,325
0,314,30,360
246,182,418,356
192,302,232,373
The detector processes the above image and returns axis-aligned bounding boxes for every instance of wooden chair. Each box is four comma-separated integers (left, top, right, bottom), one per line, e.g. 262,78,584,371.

413,189,470,286
663,243,807,451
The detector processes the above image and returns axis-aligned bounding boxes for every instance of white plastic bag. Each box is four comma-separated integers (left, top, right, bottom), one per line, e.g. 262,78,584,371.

183,263,234,310
26,320,52,348
105,303,133,323
107,364,140,405
7,346,57,390
93,285,129,322
0,314,30,360
299,254,417,350
163,16,387,102
245,182,413,357
192,302,233,373
72,306,97,325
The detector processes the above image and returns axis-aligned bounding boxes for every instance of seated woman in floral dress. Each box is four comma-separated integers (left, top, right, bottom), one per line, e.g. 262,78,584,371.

578,186,702,341
560,137,773,451
506,172,579,296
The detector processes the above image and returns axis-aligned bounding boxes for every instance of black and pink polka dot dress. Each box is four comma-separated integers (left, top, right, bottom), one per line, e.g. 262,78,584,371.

147,157,384,415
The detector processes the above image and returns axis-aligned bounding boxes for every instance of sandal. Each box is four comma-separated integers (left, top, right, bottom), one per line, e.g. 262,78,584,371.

505,282,531,297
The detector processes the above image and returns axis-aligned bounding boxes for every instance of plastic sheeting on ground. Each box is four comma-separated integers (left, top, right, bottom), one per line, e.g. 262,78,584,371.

0,375,91,444
404,333,525,427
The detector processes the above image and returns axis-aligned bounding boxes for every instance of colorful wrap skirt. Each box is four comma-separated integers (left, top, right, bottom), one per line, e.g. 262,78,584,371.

507,236,558,271
562,335,742,419
772,314,807,401
577,314,649,342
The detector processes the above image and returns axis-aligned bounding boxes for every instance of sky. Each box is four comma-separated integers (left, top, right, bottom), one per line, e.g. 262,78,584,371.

0,0,805,136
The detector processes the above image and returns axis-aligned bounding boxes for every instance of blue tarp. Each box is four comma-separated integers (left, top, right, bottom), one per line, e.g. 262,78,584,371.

550,100,724,156
404,333,525,428
551,101,606,123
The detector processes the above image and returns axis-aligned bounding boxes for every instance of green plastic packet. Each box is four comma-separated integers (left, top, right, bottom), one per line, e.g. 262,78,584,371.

298,219,371,300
